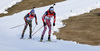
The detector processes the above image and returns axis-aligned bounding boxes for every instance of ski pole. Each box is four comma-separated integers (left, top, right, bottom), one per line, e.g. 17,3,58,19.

52,26,54,30
10,24,25,29
53,4,56,7
51,26,55,34
32,25,36,33
50,4,56,8
32,26,43,36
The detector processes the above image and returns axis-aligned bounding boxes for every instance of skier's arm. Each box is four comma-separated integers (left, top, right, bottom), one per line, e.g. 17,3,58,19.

42,11,48,22
53,12,56,26
42,15,45,22
24,13,29,21
53,12,56,23
35,14,38,25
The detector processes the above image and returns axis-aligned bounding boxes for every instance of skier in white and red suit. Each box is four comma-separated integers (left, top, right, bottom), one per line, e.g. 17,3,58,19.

40,7,56,41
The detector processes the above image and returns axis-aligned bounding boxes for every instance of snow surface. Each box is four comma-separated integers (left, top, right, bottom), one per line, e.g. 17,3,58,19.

0,0,100,51
0,0,22,14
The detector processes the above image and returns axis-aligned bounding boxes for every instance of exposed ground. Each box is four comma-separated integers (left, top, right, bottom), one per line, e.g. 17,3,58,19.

54,8,100,46
0,0,65,17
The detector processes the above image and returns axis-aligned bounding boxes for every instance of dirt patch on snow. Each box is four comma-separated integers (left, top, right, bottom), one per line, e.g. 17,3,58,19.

54,8,100,46
0,0,65,17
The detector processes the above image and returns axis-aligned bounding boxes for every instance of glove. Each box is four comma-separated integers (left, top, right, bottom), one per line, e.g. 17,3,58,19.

43,22,46,26
25,21,28,23
36,22,38,25
53,23,55,26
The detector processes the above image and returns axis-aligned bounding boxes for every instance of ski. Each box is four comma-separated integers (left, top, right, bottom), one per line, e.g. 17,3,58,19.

39,40,46,43
20,38,26,39
39,40,57,43
45,40,57,42
20,38,34,40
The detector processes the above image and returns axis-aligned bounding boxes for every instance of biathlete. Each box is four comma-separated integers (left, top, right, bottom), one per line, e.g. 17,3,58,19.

40,7,56,41
21,9,38,39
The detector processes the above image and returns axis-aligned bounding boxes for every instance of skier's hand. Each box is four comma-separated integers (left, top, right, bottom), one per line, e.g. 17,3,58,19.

43,22,46,26
25,21,28,23
36,22,38,25
25,21,30,24
53,23,55,26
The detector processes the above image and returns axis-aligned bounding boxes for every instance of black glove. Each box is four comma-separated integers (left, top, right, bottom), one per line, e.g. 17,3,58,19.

43,22,46,26
36,22,38,25
25,21,28,23
53,23,55,26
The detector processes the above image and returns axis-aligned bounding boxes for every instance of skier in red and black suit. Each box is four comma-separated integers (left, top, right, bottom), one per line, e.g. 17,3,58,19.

21,10,38,39
40,7,56,41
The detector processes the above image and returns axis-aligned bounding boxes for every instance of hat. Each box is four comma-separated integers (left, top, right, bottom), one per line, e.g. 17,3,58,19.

31,10,35,13
49,7,54,11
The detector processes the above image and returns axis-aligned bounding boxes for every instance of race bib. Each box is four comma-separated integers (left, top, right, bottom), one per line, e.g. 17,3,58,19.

45,16,51,20
27,17,33,21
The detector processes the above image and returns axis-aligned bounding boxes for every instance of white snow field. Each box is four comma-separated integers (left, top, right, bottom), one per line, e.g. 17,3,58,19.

0,0,22,14
0,0,100,51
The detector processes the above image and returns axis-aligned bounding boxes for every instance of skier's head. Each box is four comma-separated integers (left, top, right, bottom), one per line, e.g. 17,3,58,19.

30,10,35,14
49,7,54,13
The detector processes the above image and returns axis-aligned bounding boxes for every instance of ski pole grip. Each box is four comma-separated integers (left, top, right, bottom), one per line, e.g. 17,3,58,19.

53,4,56,7
53,4,55,6
33,7,35,9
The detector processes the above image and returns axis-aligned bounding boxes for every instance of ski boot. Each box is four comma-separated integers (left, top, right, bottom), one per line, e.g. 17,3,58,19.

40,39,43,42
48,35,51,41
48,39,51,41
40,35,43,42
29,35,32,39
20,34,24,39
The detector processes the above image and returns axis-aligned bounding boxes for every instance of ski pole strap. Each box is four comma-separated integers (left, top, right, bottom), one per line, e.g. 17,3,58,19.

10,24,25,29
32,26,43,36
